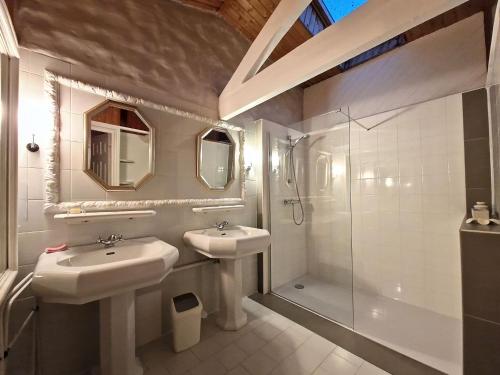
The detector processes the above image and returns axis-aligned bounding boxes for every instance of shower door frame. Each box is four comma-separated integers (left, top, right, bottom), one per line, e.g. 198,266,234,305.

256,117,355,329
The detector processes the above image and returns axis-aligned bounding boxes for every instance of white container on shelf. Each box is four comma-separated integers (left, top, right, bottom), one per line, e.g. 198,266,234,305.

471,201,489,220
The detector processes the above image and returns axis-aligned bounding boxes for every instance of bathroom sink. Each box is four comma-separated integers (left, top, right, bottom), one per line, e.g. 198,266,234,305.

183,225,270,259
32,236,179,304
183,225,270,331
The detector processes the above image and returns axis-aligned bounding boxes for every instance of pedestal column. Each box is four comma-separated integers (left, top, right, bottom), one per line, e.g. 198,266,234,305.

100,291,143,375
217,258,247,330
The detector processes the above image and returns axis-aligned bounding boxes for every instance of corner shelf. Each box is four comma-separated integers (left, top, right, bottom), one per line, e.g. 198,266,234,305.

54,210,157,224
192,205,245,214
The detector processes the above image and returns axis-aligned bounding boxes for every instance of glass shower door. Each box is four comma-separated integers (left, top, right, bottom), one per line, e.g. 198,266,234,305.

268,111,353,328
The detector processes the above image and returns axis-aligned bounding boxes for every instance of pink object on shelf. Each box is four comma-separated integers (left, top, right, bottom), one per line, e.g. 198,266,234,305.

45,244,68,254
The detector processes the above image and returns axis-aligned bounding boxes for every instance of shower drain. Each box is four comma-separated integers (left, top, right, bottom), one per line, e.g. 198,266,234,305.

294,284,305,289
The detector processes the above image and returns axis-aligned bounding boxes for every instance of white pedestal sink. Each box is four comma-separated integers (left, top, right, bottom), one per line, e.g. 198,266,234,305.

183,226,270,330
32,237,179,375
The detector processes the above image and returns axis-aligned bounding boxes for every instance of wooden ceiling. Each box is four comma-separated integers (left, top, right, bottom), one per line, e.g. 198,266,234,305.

182,0,496,88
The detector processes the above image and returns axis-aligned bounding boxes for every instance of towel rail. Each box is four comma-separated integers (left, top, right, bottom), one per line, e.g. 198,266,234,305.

2,272,36,359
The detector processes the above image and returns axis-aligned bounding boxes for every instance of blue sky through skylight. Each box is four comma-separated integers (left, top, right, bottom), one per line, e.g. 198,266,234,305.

320,0,367,22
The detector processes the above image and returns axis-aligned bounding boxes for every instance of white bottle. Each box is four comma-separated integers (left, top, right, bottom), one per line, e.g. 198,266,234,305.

472,202,489,220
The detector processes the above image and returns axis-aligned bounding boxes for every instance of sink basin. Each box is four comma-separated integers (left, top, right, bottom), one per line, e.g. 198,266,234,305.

32,236,179,304
183,225,270,259
183,225,270,331
33,236,179,375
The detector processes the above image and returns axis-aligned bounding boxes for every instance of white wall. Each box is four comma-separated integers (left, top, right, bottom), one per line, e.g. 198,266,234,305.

263,120,308,290
351,94,465,374
302,120,352,290
13,48,263,375
303,13,487,122
8,0,303,126
350,94,465,318
7,0,306,372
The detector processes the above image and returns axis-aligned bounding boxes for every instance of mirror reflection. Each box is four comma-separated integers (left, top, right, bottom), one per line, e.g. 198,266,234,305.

197,127,235,190
84,101,154,191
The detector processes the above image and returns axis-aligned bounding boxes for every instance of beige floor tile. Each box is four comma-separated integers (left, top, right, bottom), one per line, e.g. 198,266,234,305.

191,336,223,361
262,335,296,361
236,331,267,355
227,366,250,375
164,350,200,375
189,358,227,375
253,321,282,341
270,359,313,375
275,325,311,349
356,362,391,375
242,350,278,375
301,334,337,357
217,344,248,370
282,342,332,374
319,352,359,375
212,329,244,347
333,346,364,367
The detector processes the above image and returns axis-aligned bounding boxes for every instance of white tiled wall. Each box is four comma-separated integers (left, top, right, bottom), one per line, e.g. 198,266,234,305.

350,94,465,319
266,121,308,290
15,48,260,375
301,117,352,290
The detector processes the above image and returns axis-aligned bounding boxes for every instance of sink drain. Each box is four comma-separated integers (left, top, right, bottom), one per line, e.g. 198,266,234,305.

294,284,305,289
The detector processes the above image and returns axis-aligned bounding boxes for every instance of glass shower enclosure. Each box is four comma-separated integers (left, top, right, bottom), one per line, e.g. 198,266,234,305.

263,94,465,375
267,109,353,327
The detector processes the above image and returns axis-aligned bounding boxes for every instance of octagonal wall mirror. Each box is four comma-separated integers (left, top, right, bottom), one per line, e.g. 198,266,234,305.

197,127,235,190
84,100,155,191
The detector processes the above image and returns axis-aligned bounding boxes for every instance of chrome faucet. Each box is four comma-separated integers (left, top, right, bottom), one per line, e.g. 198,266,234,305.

214,221,229,231
97,234,123,248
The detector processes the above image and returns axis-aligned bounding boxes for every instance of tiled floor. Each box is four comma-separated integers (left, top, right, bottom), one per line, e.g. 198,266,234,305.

138,298,390,375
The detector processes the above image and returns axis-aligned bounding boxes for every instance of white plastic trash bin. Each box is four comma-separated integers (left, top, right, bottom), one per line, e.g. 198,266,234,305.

171,292,203,352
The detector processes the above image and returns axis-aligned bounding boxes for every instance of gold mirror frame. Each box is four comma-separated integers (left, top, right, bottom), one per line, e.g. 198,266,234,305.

83,100,155,191
197,127,235,190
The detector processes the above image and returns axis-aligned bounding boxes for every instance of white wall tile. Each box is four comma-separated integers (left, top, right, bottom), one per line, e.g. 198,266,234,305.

70,113,84,142
20,47,70,77
352,93,464,321
70,170,106,201
70,142,84,170
60,140,71,170
27,168,44,200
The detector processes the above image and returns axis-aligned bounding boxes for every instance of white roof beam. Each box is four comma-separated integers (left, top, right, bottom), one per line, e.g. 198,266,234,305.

219,0,469,120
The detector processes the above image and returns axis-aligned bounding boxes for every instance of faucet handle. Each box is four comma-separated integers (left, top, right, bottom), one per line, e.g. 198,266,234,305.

109,234,123,241
214,221,229,230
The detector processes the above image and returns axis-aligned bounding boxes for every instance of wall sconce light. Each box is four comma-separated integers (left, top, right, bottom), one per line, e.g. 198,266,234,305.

244,146,256,176
26,134,39,152
271,150,280,175
245,163,253,174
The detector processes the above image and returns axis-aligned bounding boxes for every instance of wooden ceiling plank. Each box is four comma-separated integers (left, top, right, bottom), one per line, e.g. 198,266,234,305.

221,0,311,95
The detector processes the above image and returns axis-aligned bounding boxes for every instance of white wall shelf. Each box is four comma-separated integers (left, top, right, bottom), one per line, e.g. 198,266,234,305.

54,210,157,224
192,205,245,214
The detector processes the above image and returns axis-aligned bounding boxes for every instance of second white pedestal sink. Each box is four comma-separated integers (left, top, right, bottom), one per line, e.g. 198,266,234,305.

183,226,270,330
32,236,179,375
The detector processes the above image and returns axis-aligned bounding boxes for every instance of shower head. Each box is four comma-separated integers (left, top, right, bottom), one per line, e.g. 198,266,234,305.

288,134,310,148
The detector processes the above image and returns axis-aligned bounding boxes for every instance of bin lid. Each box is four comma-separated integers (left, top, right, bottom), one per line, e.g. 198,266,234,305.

173,292,199,313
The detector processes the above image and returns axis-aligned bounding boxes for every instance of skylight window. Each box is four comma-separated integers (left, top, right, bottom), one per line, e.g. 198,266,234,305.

320,0,367,22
